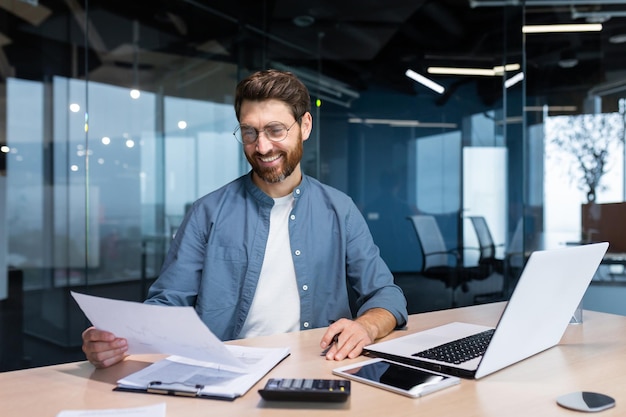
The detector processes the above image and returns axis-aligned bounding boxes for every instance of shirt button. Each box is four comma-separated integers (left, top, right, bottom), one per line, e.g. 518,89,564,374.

303,322,310,328
290,214,296,220
302,285,308,291
295,250,301,256
295,188,301,195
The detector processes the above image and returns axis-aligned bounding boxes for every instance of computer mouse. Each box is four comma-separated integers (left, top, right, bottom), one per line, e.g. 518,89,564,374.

557,391,615,412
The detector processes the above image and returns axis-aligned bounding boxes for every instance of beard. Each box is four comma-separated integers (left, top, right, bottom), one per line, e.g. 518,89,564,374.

246,137,303,184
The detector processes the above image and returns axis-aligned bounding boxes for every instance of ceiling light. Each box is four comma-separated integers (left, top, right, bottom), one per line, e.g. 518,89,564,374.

505,72,524,89
584,15,610,24
427,63,520,77
558,53,579,69
428,67,495,76
609,33,626,44
558,59,578,69
293,15,315,27
493,64,520,75
348,118,457,129
405,69,445,94
525,106,577,112
522,23,602,34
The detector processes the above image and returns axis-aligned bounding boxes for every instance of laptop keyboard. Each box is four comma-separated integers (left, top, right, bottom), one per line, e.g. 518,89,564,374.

412,329,495,365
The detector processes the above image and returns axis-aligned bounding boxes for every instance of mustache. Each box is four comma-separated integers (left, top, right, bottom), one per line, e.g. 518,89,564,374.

255,150,284,158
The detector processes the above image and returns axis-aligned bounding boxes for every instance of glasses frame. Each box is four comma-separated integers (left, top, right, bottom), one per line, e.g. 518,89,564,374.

233,118,301,145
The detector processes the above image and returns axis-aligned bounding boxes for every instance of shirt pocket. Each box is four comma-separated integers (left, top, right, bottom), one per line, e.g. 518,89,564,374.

198,246,247,311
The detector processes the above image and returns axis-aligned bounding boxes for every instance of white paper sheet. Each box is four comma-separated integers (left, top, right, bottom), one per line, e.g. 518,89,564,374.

56,403,166,417
71,291,246,370
116,345,290,399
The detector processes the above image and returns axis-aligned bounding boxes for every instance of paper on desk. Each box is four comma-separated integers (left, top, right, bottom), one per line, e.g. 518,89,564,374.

56,403,166,417
71,291,247,370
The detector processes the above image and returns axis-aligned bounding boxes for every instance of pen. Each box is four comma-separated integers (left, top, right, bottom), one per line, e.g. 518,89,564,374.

321,333,340,356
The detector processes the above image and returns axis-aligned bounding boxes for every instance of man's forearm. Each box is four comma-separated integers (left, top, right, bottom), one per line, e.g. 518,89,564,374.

354,308,398,342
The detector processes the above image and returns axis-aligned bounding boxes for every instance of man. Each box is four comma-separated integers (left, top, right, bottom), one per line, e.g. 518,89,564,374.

82,69,407,368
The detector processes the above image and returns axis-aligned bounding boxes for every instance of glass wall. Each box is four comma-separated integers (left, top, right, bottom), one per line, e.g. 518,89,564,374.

0,1,624,371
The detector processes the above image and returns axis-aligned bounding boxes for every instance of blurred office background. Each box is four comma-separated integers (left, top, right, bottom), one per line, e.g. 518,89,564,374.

1,0,625,371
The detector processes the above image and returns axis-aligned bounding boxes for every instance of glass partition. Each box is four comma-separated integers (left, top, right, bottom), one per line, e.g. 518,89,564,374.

3,1,625,371
523,3,626,292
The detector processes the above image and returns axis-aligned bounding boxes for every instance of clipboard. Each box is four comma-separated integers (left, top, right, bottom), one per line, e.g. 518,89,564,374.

114,350,290,401
114,380,238,401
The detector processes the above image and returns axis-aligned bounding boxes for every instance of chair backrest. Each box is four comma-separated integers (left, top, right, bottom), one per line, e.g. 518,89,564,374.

407,215,450,270
469,216,496,263
507,217,525,268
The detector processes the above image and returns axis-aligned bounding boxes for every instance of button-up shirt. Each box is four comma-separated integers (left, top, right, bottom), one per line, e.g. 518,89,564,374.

145,171,408,341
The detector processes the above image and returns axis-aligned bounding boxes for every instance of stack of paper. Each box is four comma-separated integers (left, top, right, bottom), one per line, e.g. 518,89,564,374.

72,292,290,400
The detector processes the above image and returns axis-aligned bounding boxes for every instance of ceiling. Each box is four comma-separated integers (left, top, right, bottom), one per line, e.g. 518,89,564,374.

2,0,626,109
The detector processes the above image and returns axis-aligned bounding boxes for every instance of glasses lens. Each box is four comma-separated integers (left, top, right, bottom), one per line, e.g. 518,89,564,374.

265,123,287,141
234,126,257,144
234,121,294,144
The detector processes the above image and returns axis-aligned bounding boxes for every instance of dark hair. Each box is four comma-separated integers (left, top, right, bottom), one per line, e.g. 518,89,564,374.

234,69,311,121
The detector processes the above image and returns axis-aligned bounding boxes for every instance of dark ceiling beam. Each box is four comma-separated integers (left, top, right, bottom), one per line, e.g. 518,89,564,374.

65,0,107,55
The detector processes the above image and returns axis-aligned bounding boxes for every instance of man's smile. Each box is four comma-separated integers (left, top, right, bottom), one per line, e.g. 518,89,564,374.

258,153,283,164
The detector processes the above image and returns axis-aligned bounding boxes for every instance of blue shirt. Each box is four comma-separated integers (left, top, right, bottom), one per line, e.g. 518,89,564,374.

146,171,408,341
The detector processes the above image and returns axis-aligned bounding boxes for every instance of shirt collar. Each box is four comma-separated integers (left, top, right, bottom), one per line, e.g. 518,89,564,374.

244,170,308,204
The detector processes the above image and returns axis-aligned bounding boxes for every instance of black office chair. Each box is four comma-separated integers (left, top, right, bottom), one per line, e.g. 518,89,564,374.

468,216,504,274
467,216,508,302
408,215,491,307
502,218,526,296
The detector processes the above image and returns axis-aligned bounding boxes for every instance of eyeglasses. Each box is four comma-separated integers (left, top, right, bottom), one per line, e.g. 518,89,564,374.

233,119,300,145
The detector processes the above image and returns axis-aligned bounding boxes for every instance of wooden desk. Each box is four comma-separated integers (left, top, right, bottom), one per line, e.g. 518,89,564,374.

2,303,625,416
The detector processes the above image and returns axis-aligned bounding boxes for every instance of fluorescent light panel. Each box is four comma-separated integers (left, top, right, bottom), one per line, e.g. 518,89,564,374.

405,69,445,94
525,105,577,112
522,23,602,33
427,63,520,77
505,72,524,88
493,63,520,74
348,118,457,129
428,67,494,76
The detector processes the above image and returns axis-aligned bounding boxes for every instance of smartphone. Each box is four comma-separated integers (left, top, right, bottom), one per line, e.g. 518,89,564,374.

332,358,460,398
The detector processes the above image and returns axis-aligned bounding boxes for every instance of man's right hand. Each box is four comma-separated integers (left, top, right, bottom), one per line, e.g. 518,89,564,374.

82,327,128,368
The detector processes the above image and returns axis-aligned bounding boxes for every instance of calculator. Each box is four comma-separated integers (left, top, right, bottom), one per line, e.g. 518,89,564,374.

258,378,350,402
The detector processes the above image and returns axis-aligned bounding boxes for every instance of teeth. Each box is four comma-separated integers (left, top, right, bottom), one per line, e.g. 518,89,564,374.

260,154,280,162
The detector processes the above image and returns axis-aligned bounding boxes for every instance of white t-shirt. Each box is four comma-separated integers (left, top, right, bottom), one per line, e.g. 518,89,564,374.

238,194,300,338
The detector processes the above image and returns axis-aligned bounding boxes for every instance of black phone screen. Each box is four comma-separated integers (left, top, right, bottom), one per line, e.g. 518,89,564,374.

346,359,445,391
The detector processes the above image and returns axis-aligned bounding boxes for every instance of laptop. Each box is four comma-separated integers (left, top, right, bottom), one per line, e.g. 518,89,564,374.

364,242,609,379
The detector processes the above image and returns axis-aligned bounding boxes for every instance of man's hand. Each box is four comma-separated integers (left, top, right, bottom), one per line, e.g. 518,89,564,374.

82,327,128,368
320,308,396,361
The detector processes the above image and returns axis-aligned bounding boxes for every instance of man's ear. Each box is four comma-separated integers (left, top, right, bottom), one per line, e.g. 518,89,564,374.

300,112,313,141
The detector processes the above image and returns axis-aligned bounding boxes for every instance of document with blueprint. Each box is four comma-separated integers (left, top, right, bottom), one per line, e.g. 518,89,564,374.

116,346,290,400
71,291,290,399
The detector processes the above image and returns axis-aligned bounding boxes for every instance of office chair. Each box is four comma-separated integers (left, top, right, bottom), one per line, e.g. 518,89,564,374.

502,218,525,296
468,216,504,274
408,215,491,307
468,216,507,302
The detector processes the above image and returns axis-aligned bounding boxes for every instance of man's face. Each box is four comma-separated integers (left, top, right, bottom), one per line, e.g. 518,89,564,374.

239,99,309,184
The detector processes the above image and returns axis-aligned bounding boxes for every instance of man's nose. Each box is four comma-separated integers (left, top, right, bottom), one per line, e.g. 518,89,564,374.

255,131,274,153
